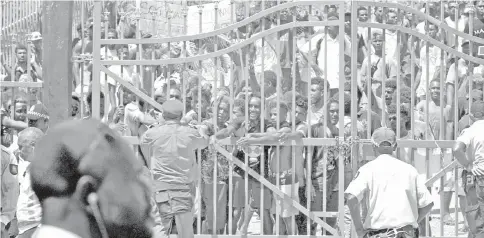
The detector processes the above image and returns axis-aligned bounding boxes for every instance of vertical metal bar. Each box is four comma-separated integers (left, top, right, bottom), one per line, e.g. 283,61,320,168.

439,4,446,236
80,3,86,118
212,2,219,234
166,2,172,102
409,1,416,167
227,0,234,234
350,3,359,238
275,0,281,233
196,3,203,235
260,0,266,235
290,4,297,235
136,0,142,106
306,4,313,235
337,4,345,238
396,7,401,154
366,7,372,139
103,11,109,122
452,4,460,235
92,1,102,120
381,10,386,127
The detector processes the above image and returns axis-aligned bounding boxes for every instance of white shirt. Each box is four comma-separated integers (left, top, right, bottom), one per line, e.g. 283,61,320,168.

345,154,433,230
32,225,81,238
416,45,445,97
16,166,42,234
314,34,351,89
456,120,484,170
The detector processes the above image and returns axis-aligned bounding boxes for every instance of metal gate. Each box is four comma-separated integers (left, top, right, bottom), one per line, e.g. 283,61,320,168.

86,1,484,237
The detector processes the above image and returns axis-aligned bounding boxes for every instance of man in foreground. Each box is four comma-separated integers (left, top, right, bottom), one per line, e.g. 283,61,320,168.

453,101,484,238
345,127,434,238
141,100,210,238
30,119,153,238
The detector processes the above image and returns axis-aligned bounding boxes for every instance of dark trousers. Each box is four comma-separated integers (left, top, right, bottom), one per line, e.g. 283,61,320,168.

463,172,484,238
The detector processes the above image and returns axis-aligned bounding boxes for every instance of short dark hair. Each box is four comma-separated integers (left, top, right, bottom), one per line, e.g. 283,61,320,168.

233,98,246,112
357,6,368,14
387,103,409,118
86,90,105,108
295,95,308,112
268,100,289,112
310,77,330,91
385,79,398,90
264,71,277,88
189,86,211,103
15,44,27,53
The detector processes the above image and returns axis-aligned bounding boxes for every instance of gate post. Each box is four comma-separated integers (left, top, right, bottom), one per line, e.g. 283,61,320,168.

41,1,73,125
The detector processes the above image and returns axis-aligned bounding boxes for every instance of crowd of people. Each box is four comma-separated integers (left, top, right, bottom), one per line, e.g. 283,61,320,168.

2,0,484,238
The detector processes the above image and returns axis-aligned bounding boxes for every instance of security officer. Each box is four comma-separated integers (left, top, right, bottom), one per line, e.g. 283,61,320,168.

453,101,484,238
345,127,434,238
1,126,19,238
28,119,153,238
140,100,210,238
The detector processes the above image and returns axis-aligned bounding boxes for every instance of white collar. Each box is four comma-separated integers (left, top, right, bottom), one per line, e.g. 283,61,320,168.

32,225,82,238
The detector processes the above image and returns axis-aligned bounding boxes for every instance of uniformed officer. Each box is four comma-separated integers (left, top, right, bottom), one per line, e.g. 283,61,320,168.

453,101,484,238
28,119,153,238
345,127,434,238
1,126,19,238
140,100,210,238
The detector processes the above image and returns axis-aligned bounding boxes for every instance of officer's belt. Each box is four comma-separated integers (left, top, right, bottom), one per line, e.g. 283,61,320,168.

367,225,415,237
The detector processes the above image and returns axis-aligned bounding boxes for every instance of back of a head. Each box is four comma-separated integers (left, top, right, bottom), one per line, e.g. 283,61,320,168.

18,127,44,147
162,100,184,120
471,100,484,119
30,119,151,237
371,127,396,155
30,119,136,201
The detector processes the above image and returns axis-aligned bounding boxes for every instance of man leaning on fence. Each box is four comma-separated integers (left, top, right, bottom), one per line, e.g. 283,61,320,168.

140,100,210,238
453,101,484,238
345,127,434,238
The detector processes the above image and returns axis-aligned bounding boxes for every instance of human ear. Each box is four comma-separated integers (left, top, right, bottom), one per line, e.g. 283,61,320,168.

73,175,99,210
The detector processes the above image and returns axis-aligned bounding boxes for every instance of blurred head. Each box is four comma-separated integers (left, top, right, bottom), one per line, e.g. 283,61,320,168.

189,87,211,117
169,88,182,101
294,96,308,124
326,12,339,35
27,103,50,133
371,29,384,51
16,45,28,63
216,96,231,125
387,103,410,132
428,23,438,39
1,126,13,147
233,98,245,118
162,100,184,121
30,119,152,238
86,90,105,118
11,96,28,122
71,94,80,118
357,7,369,22
371,127,397,155
269,101,289,126
429,80,441,101
248,93,262,122
384,79,397,106
386,10,398,25
117,44,130,60
17,127,44,162
374,7,384,22
475,1,484,17
310,77,329,105
106,29,118,50
263,71,277,90
328,99,339,125
470,100,484,120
